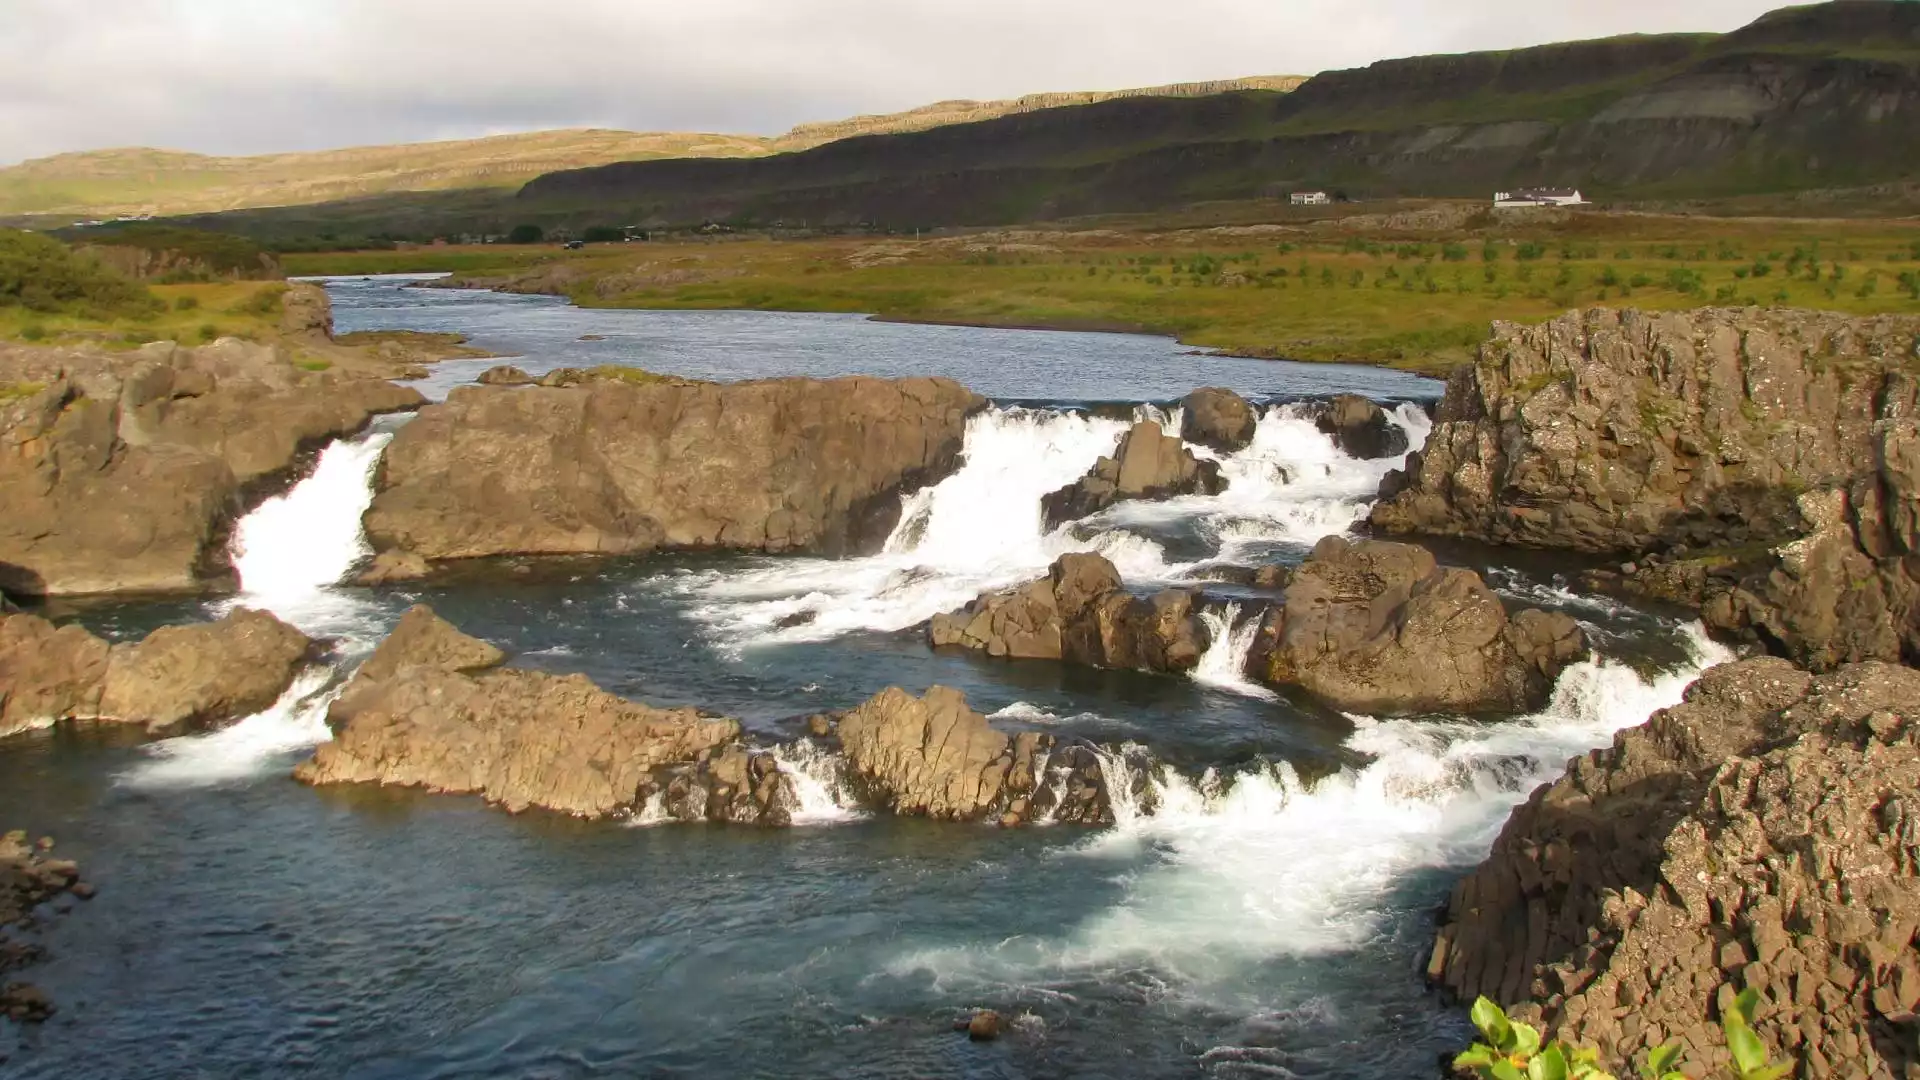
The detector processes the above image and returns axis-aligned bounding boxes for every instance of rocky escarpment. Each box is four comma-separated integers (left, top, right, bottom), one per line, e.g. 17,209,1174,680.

1371,307,1920,671
1247,537,1585,714
0,609,316,739
362,375,982,568
0,336,423,596
296,606,740,818
1040,421,1224,530
1430,659,1920,1078
2,832,96,1025
930,553,1210,674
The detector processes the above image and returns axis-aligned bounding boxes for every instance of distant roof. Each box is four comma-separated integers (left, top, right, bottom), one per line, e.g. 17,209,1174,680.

1512,187,1580,197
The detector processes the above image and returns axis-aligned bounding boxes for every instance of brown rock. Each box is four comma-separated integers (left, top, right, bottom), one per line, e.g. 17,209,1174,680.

1041,421,1224,530
353,550,431,585
364,375,982,564
967,1010,1004,1041
1180,387,1258,454
352,605,505,686
930,553,1210,674
0,613,111,738
476,365,534,386
1431,660,1920,1077
98,608,317,733
1247,536,1585,714
1312,394,1408,460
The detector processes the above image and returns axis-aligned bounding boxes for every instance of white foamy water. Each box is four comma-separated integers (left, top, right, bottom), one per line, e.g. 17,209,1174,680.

668,401,1428,650
119,669,342,790
772,741,865,825
886,623,1734,995
225,430,394,639
1190,603,1277,701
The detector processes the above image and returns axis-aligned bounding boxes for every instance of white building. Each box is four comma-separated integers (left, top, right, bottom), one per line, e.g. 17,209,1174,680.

1494,188,1585,208
1290,191,1331,206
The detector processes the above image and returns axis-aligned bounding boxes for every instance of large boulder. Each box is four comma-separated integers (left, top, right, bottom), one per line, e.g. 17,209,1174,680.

298,607,740,817
363,375,982,565
1040,421,1224,529
1312,393,1408,459
1180,387,1258,454
930,553,1210,673
1247,536,1584,714
1429,660,1920,1077
0,609,314,738
1371,308,1920,669
0,338,423,596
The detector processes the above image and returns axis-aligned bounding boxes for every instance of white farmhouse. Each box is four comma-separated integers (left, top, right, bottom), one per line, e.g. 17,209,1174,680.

1494,188,1585,208
1290,191,1331,206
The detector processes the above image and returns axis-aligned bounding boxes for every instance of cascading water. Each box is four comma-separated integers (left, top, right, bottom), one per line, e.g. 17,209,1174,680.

119,670,343,790
668,400,1429,649
1190,603,1277,701
771,740,864,825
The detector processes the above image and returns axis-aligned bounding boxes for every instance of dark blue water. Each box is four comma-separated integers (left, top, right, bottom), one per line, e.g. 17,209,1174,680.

0,281,1707,1079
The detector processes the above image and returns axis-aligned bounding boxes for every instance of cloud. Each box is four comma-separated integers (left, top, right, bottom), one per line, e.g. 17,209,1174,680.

0,0,1792,164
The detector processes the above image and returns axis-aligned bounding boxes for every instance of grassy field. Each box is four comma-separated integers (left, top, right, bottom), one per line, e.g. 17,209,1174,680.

282,210,1920,373
0,280,291,348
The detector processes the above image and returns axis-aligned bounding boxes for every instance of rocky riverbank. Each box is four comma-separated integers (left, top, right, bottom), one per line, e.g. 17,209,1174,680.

2,832,96,1026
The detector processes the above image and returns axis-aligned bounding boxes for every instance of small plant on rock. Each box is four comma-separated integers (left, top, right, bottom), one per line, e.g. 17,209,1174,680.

1456,990,1793,1080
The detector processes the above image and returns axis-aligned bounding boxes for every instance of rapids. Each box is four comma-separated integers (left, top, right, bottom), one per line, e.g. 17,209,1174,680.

0,279,1737,1079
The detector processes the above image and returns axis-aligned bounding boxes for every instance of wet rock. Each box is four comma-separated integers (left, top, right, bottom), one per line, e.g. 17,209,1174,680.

642,744,801,827
1,982,53,1023
1180,387,1258,454
930,553,1210,673
353,550,431,585
364,375,982,564
1,608,314,739
1370,307,1920,670
298,606,738,817
1040,421,1224,530
1247,536,1584,714
967,1010,1004,1041
1431,660,1920,1077
0,338,424,596
1,829,89,1022
1312,394,1408,459
476,364,534,386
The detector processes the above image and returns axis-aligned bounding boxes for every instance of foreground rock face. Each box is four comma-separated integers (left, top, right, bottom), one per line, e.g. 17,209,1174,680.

1041,421,1225,529
1370,307,1920,669
1247,537,1585,714
297,607,740,817
1431,660,1920,1078
0,609,314,739
0,338,423,595
831,686,1113,825
1179,387,1258,454
1311,393,1409,460
363,376,982,565
929,553,1210,673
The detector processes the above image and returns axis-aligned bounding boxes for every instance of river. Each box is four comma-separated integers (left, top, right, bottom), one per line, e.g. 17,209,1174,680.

0,279,1730,1079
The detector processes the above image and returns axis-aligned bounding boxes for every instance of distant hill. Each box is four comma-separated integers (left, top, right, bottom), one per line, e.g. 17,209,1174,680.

0,76,1305,220
516,1,1920,228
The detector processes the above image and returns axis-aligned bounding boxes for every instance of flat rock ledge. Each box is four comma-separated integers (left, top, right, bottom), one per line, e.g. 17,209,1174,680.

1431,659,1920,1078
0,608,316,740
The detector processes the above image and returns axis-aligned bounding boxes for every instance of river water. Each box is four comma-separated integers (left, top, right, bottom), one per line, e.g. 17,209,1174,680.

0,279,1732,1079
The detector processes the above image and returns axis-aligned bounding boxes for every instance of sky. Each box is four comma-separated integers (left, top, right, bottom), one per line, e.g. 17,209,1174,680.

1,0,1796,165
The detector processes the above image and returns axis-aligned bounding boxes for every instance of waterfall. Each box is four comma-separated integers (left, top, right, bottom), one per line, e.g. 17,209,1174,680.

119,670,342,790
772,740,864,825
1190,603,1277,700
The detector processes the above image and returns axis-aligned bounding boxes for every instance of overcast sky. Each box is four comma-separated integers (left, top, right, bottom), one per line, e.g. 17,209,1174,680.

1,0,1793,165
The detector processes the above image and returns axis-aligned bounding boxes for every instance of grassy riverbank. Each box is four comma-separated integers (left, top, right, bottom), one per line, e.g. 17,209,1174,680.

283,210,1920,373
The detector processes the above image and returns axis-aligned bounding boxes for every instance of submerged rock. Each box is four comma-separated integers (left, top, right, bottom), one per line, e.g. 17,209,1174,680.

1310,393,1407,460
0,338,423,596
1,830,95,1024
298,606,739,817
1040,421,1224,530
1246,536,1584,714
1370,307,1920,669
1430,659,1920,1077
930,553,1209,673
0,609,314,739
1179,387,1258,454
363,375,982,565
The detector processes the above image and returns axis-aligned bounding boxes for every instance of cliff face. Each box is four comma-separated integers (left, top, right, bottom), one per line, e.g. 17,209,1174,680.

518,3,1920,227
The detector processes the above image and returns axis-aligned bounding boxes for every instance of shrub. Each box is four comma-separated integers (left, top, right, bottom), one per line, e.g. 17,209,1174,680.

198,323,220,342
0,228,160,318
1454,992,1792,1080
1596,266,1621,288
581,226,624,244
1516,242,1547,261
75,225,272,279
1443,243,1469,262
507,224,545,245
20,323,46,342
174,295,200,311
231,284,288,316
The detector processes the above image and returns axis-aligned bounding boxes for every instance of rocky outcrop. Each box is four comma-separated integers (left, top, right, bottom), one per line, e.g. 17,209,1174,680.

1371,307,1920,671
1040,421,1224,529
476,364,534,386
1311,393,1408,459
0,609,314,739
0,338,423,596
1429,659,1920,1078
297,607,740,817
830,686,1113,825
1180,387,1258,453
362,375,982,566
1247,536,1585,714
929,553,1210,673
2,832,95,1024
